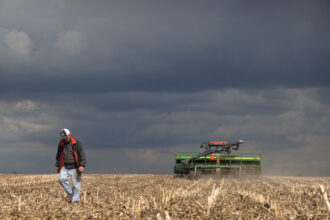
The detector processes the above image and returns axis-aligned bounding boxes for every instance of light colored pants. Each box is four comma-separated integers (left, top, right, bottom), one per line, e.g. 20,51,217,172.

59,167,81,203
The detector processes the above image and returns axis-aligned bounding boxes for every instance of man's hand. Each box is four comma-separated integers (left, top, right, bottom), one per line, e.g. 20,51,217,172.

78,166,85,172
56,167,60,173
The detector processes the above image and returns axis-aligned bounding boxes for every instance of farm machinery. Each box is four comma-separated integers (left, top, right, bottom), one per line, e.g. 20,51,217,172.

174,140,262,177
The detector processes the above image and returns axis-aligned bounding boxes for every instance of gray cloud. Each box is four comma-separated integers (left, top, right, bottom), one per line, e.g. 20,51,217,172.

1,1,330,93
1,88,329,175
3,29,34,59
55,30,85,55
0,1,329,175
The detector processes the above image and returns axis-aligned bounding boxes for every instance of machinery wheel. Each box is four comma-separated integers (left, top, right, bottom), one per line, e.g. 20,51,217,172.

187,169,202,179
196,169,202,178
187,170,196,179
173,173,185,178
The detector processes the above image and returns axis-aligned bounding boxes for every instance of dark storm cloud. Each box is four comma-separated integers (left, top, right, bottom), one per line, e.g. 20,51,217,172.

3,87,330,175
0,0,330,96
0,1,329,175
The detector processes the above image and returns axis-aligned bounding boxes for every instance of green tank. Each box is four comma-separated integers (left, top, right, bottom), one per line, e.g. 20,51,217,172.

174,140,262,177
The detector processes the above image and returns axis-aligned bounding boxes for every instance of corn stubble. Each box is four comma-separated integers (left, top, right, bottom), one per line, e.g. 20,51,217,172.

0,174,329,219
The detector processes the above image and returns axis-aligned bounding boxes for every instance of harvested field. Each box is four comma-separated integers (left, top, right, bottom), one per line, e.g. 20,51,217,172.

0,174,329,219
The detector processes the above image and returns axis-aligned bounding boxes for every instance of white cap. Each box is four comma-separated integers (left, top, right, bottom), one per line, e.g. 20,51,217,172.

60,128,71,139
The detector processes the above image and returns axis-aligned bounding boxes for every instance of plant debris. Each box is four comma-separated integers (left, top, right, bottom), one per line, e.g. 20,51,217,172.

0,174,329,219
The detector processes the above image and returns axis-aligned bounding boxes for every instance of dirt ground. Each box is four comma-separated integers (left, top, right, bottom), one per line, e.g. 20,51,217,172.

0,174,329,219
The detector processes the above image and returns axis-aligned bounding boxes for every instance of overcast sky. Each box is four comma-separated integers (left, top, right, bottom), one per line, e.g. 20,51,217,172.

0,0,329,176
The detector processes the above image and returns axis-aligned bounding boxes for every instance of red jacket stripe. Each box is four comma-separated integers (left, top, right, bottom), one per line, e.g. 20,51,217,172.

59,136,79,169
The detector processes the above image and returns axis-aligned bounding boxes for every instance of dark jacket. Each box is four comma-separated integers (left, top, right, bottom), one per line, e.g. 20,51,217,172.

56,136,86,169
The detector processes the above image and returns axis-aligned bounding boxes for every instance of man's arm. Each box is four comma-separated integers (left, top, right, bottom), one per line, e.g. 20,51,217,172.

77,141,87,168
55,145,62,172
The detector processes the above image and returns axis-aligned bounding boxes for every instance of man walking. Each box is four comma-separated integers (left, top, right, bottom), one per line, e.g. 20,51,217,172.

56,128,86,204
